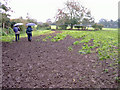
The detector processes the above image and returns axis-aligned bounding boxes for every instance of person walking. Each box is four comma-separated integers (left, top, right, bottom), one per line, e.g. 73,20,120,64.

13,26,20,42
26,26,33,42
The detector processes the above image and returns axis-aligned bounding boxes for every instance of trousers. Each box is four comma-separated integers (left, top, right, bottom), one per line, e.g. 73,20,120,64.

15,34,19,41
27,33,32,41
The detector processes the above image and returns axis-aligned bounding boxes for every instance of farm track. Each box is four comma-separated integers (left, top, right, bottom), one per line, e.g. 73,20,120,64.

2,31,118,88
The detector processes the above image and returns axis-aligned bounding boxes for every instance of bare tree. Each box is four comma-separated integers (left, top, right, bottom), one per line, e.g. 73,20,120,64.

55,0,94,29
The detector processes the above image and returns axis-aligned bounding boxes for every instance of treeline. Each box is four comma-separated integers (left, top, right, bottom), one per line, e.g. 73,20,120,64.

98,19,118,28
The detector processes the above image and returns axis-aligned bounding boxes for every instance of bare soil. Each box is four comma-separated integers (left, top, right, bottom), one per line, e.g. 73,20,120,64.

2,31,118,88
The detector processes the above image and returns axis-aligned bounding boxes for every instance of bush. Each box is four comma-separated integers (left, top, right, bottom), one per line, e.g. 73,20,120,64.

1,27,14,36
59,24,68,30
74,25,81,29
46,27,51,30
74,25,86,30
2,28,7,36
8,27,14,35
19,25,26,32
92,23,104,30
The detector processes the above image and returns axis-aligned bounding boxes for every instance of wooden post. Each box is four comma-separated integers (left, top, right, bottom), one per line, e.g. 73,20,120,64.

3,23,4,30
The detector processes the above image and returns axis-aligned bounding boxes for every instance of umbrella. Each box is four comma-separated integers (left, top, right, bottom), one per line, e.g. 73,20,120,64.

26,23,36,26
14,23,23,26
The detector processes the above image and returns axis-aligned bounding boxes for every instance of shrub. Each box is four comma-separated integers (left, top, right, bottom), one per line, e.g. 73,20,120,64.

74,25,86,30
68,46,73,51
8,27,14,34
2,28,7,36
2,31,7,36
73,41,80,45
92,23,104,30
74,25,81,29
59,24,68,30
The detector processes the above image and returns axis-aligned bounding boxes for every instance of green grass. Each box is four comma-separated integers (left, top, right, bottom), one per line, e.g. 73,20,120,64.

102,28,118,30
73,41,80,45
1,30,54,42
32,30,54,36
50,25,118,31
68,46,73,51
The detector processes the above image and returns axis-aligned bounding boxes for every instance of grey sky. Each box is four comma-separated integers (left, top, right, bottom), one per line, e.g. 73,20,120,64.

8,0,119,22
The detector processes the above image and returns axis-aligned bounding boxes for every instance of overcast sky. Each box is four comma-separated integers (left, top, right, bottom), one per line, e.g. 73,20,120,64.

8,0,119,22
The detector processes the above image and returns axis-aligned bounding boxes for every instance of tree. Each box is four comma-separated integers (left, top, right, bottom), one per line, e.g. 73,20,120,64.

55,0,94,29
92,23,104,30
46,19,52,25
55,9,69,29
0,0,12,29
98,18,118,28
98,19,108,28
65,0,84,29
26,13,37,24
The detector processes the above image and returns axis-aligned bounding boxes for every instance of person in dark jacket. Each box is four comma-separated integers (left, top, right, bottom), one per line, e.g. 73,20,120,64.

26,26,33,42
13,26,20,41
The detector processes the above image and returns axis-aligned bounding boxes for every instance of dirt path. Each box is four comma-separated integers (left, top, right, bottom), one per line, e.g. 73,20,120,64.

2,31,118,88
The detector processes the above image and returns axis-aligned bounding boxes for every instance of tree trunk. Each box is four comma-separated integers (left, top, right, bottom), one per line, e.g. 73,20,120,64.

3,23,5,30
70,24,73,30
56,26,58,30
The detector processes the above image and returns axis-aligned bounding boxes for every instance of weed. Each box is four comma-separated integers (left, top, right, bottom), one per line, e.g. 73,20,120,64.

42,39,47,42
73,41,80,45
115,77,120,83
104,69,108,73
68,46,73,51
79,50,86,54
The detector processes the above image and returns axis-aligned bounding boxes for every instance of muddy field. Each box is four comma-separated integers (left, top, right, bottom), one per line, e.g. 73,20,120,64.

2,31,118,88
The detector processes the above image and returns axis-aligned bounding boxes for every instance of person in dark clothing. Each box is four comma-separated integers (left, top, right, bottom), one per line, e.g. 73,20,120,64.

13,26,20,41
26,26,33,42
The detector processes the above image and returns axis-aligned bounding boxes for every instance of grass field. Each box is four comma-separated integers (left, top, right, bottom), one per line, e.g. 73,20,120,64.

50,25,118,31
